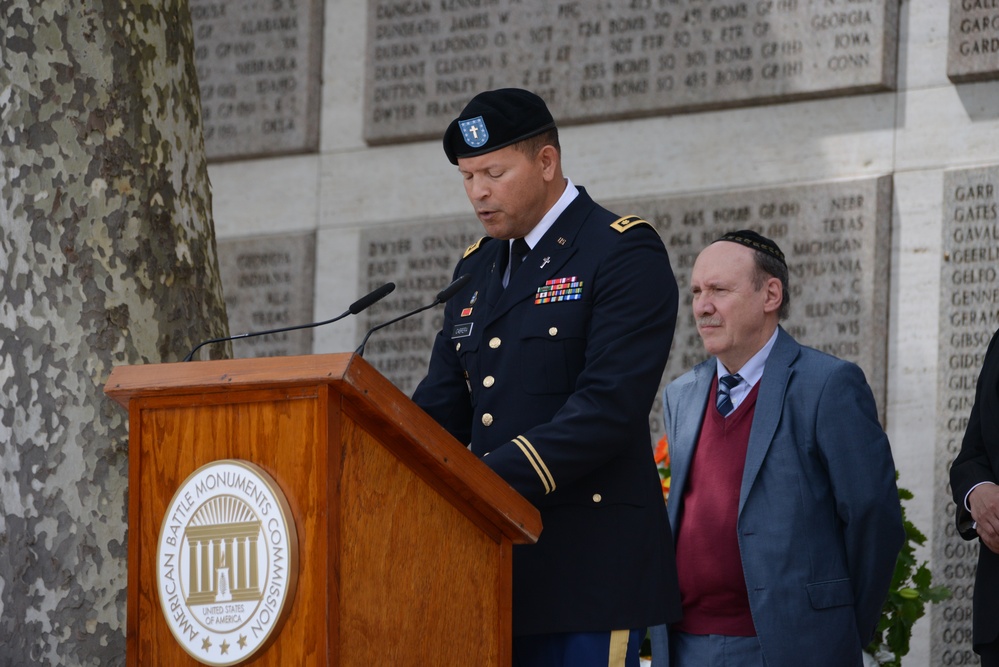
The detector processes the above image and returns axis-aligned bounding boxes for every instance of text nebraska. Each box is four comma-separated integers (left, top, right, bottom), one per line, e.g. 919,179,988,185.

236,57,296,76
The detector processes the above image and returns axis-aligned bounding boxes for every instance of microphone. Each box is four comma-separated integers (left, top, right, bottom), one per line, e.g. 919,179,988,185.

182,282,396,361
355,274,471,357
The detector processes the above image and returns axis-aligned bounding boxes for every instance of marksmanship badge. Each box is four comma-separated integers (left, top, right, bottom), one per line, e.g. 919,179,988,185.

157,459,299,666
459,116,489,148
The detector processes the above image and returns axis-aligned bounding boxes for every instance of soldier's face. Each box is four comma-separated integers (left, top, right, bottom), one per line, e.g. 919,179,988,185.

457,145,552,240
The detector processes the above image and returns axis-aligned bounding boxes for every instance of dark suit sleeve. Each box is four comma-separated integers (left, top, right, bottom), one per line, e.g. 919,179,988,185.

481,225,678,504
950,328,999,540
815,362,904,644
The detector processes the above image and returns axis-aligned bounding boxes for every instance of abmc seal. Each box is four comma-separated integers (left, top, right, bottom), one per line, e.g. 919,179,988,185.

157,460,299,666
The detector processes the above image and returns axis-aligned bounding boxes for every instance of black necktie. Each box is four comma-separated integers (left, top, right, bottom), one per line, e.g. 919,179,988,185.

716,373,743,416
508,238,530,281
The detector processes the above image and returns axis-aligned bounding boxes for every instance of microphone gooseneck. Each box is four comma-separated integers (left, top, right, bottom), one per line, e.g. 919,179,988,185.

182,282,396,362
355,274,471,358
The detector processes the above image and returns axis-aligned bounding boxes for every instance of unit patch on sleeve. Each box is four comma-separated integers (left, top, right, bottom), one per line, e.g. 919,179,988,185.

535,277,583,304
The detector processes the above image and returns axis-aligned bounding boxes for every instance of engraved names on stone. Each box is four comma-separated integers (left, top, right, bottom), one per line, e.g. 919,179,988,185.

931,166,999,666
948,0,999,83
365,0,898,143
358,219,483,396
191,0,322,160
358,177,891,439
217,232,317,358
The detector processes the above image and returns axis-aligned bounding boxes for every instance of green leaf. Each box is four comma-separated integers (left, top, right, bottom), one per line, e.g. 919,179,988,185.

872,482,952,664
911,565,929,588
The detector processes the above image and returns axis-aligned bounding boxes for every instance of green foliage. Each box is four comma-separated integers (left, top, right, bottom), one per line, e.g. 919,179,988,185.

866,480,951,666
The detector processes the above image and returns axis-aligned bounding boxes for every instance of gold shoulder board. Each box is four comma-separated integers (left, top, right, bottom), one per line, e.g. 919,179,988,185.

463,236,488,258
610,215,654,233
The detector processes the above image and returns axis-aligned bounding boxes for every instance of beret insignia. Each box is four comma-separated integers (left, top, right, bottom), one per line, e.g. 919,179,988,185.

443,88,556,164
459,116,489,148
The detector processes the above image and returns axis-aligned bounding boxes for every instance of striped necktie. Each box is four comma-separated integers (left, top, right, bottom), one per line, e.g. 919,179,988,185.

716,373,743,416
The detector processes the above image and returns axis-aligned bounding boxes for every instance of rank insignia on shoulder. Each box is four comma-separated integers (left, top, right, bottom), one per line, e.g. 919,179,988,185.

535,276,583,304
463,237,488,258
611,215,654,233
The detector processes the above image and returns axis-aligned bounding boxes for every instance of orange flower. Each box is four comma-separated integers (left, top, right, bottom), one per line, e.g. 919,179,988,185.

654,434,669,467
654,434,671,503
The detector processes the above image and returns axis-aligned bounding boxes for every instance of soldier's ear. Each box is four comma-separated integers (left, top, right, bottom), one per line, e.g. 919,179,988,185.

538,145,559,181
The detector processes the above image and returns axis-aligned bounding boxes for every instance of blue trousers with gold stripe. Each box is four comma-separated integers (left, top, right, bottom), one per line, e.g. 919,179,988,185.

513,629,643,667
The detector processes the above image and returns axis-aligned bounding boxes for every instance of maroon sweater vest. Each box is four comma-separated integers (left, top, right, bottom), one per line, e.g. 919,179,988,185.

674,377,760,636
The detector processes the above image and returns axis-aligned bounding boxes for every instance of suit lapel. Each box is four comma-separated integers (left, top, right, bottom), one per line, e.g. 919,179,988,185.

739,327,799,515
667,362,713,527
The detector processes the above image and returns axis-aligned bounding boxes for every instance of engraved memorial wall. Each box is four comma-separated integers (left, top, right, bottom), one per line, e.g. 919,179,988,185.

216,232,317,358
932,165,999,666
366,0,899,143
948,0,999,83
190,0,323,160
359,176,892,438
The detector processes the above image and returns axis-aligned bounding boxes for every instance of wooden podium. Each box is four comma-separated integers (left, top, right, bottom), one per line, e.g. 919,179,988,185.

105,353,541,666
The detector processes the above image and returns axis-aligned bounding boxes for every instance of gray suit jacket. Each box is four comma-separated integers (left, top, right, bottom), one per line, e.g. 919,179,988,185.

651,327,903,667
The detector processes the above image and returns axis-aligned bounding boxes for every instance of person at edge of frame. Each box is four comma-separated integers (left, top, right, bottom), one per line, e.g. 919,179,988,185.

411,87,682,667
951,326,999,667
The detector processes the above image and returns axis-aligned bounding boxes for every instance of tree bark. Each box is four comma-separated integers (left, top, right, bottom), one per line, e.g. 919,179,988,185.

0,0,227,663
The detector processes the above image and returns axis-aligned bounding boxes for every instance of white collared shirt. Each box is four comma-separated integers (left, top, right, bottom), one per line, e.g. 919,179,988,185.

503,178,579,286
715,327,779,412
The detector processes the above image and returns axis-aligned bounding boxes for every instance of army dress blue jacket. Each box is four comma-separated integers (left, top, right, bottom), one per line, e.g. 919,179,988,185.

413,188,682,636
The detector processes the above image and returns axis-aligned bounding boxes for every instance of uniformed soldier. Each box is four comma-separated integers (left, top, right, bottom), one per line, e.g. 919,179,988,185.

412,88,681,667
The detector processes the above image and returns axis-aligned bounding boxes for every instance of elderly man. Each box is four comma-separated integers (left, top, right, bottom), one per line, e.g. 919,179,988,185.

651,230,903,667
412,88,681,667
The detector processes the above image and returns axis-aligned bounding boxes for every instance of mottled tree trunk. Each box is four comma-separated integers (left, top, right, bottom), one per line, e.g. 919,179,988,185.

0,0,228,663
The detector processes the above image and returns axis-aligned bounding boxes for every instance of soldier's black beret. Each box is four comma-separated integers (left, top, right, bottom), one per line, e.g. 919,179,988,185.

443,88,557,165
